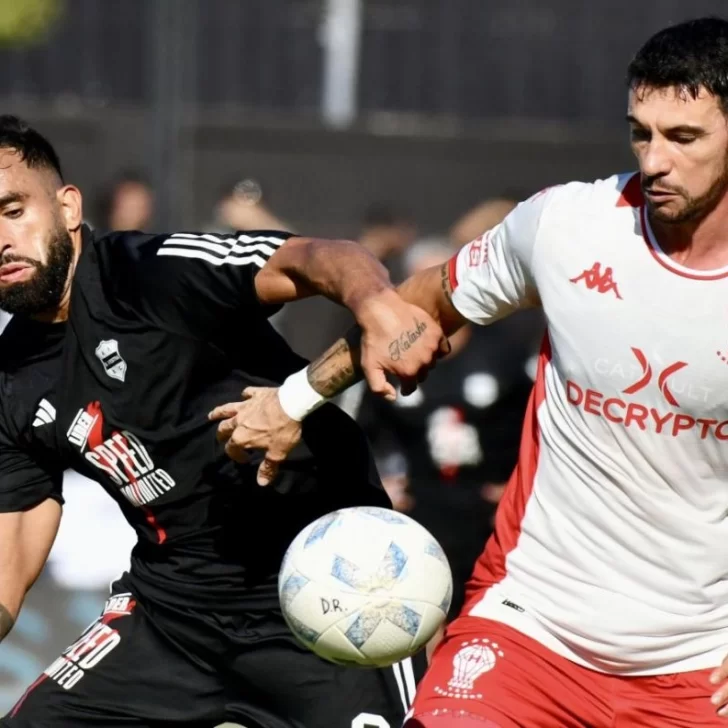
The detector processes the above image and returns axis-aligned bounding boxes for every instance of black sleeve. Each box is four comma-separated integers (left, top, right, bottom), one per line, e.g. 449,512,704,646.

100,229,296,339
0,426,63,512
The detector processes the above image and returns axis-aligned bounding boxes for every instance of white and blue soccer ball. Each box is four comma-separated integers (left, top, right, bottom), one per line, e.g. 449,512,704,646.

278,506,453,667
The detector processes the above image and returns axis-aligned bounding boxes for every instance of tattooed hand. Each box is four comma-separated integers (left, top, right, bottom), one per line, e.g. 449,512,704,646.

354,290,449,399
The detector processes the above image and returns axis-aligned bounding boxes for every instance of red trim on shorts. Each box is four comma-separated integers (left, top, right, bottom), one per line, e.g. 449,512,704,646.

463,333,551,610
9,674,48,717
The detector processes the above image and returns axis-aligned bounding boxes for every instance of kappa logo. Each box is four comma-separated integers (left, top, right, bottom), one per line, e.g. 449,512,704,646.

434,638,505,700
95,339,126,382
570,262,623,299
622,347,687,407
32,398,56,428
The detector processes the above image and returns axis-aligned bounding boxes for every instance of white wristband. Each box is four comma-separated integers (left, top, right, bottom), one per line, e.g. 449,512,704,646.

277,368,327,421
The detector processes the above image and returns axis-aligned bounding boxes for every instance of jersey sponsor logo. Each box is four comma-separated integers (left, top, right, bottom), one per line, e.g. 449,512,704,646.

569,262,623,299
102,593,136,617
465,231,492,268
32,398,56,427
43,596,135,691
567,351,728,440
66,408,98,450
502,598,524,613
622,347,687,407
95,339,127,382
85,430,177,507
434,638,505,699
70,402,177,509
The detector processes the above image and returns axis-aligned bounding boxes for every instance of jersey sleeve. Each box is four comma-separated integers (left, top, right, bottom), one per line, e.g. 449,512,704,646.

449,188,555,325
0,428,63,512
103,229,295,339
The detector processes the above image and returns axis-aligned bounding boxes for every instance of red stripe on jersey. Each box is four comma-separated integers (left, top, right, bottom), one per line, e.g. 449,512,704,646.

616,173,643,207
447,255,458,290
463,333,551,611
144,509,167,544
9,674,48,717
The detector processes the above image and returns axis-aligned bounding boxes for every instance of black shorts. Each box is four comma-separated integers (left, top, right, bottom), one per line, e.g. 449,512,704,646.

2,581,423,728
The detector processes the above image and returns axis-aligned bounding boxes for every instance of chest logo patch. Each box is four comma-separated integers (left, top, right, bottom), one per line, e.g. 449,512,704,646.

95,340,127,382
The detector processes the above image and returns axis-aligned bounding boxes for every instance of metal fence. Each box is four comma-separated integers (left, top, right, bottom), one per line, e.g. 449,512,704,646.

5,0,728,123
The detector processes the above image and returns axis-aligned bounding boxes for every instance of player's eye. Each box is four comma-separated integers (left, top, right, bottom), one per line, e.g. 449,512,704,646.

4,207,23,219
673,135,697,145
630,128,650,142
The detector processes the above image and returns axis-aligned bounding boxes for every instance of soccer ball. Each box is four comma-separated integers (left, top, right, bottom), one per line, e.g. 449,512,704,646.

278,506,453,667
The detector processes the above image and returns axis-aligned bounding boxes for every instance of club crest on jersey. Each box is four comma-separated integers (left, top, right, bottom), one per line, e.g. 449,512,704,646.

434,638,505,699
95,339,126,382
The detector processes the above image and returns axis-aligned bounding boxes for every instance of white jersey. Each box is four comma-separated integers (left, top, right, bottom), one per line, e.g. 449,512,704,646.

453,172,728,675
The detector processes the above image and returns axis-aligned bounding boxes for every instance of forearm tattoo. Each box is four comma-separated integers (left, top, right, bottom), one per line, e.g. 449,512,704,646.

306,328,363,398
440,262,454,306
0,602,15,642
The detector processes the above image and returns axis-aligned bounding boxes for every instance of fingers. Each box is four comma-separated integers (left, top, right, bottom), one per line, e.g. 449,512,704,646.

711,661,728,716
241,386,264,399
712,662,728,686
223,438,249,464
257,456,281,486
365,367,397,401
438,336,451,358
215,416,239,443
208,402,242,422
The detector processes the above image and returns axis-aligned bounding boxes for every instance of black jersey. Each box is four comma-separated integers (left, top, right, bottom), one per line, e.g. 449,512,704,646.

0,227,388,610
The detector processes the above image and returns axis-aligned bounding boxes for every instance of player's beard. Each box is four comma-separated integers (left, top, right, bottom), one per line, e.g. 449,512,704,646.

644,158,728,225
0,220,74,316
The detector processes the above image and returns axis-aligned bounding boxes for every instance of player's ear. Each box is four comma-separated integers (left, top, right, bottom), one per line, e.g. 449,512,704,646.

57,184,83,233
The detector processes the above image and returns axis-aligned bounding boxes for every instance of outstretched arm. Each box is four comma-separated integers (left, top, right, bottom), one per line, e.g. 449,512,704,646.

209,188,550,484
209,262,463,484
254,236,391,311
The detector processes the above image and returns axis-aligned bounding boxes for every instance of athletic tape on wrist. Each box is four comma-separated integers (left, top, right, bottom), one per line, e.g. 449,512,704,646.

277,368,327,421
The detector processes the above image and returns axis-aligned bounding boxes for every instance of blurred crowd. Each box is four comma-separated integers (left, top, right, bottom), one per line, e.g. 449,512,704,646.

5,172,544,622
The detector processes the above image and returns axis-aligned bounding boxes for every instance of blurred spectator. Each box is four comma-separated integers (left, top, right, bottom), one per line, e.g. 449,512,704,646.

358,202,417,283
92,170,155,232
208,177,294,234
273,202,416,361
343,236,540,619
449,197,519,249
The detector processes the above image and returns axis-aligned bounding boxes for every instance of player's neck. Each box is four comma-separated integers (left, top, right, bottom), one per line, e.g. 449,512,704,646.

649,193,728,270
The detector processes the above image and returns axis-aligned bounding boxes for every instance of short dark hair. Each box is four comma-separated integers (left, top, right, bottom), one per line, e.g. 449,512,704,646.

0,115,63,180
627,17,728,113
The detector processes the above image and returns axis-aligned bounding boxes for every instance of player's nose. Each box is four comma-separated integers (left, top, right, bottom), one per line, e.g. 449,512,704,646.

639,141,672,178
